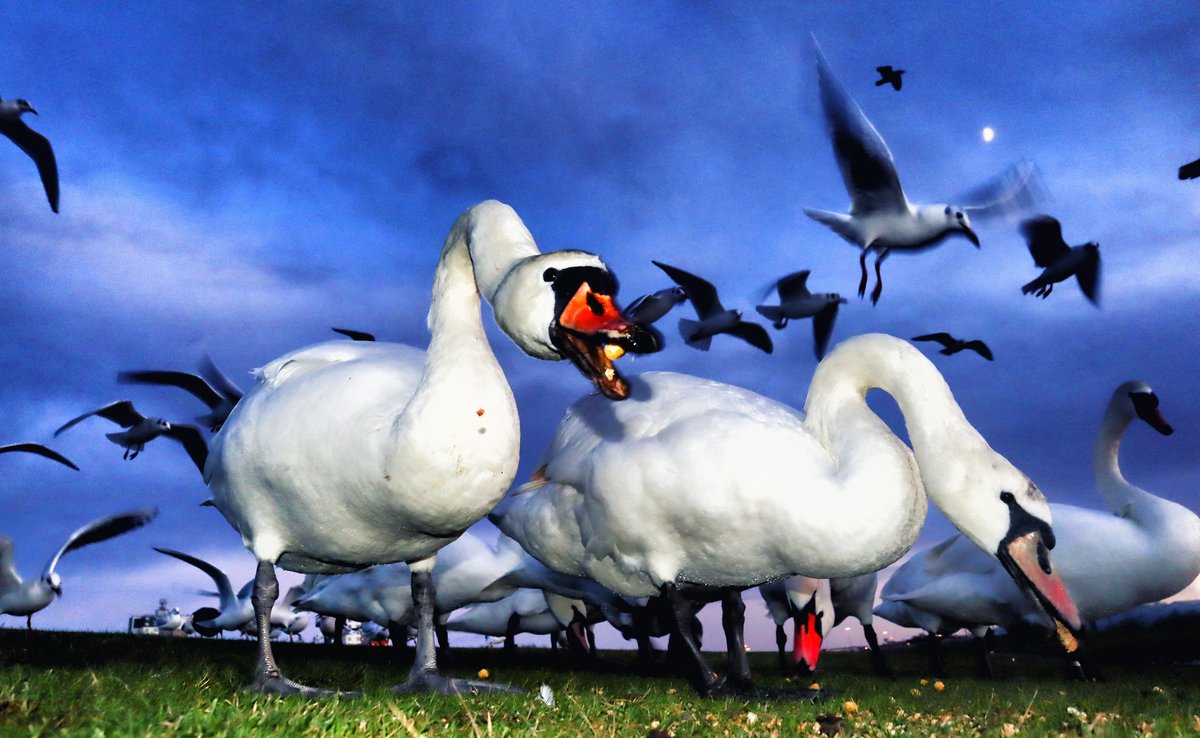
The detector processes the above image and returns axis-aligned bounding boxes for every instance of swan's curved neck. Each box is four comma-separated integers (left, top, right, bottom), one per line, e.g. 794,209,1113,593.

804,339,991,534
1091,400,1142,513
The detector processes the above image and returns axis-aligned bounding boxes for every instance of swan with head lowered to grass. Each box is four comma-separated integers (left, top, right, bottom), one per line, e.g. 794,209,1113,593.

874,380,1199,673
492,333,1081,696
205,200,657,697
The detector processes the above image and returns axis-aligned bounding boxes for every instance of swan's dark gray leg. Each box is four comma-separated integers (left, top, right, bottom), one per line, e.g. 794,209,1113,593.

663,583,719,696
775,623,788,673
243,560,349,698
392,566,522,695
972,630,994,679
863,623,893,677
720,590,755,692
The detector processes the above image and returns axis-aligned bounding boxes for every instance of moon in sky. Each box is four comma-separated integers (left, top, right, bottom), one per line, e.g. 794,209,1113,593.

982,126,996,142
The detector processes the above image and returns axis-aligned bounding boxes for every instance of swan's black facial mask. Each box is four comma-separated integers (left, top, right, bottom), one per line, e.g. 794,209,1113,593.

543,266,659,400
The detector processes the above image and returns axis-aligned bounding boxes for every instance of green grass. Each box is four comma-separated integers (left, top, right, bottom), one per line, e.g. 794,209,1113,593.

2,629,1198,737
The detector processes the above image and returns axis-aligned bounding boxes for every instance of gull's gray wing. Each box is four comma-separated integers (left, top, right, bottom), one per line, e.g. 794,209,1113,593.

154,547,237,610
1020,215,1070,267
960,161,1044,221
652,261,723,317
0,537,22,592
118,370,224,409
774,270,813,301
727,321,774,354
0,443,79,470
815,41,907,215
54,400,145,436
912,333,955,348
0,118,58,213
331,327,376,342
43,508,158,578
1075,249,1101,304
198,355,243,403
964,340,994,361
812,303,840,360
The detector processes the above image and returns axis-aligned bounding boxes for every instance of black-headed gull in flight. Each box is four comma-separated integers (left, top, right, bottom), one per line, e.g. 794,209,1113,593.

625,286,688,325
1,508,158,628
154,547,255,635
1019,215,1100,305
0,97,58,213
54,400,208,472
805,42,1040,305
755,270,846,359
0,442,78,470
912,332,994,361
118,355,243,432
653,261,772,353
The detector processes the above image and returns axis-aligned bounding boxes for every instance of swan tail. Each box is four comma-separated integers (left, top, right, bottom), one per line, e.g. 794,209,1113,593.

678,319,712,351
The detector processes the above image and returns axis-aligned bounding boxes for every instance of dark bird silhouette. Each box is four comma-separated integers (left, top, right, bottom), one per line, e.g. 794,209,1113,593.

118,356,243,432
332,327,376,341
653,261,772,354
875,65,905,91
756,270,846,359
0,443,78,470
0,97,58,213
1178,157,1200,180
912,333,993,361
54,400,208,473
1019,215,1100,305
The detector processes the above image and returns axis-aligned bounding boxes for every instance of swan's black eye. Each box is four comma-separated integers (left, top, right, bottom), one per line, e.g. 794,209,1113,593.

543,268,558,282
1000,491,1015,504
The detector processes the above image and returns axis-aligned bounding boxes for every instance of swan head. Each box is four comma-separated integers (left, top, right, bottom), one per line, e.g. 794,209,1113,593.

491,250,660,400
1117,380,1173,435
988,485,1083,641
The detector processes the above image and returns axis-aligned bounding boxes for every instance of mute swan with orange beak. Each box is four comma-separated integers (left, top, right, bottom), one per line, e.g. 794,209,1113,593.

206,200,657,697
493,333,1081,696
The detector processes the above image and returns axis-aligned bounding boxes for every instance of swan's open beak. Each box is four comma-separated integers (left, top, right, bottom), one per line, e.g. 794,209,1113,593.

552,282,660,400
997,529,1083,649
792,599,824,674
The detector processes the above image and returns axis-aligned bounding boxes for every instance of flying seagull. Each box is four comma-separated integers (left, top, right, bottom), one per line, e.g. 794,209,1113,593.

54,400,208,472
118,356,243,432
625,286,688,325
1,508,158,628
0,442,78,470
154,547,255,635
755,270,846,359
331,327,376,342
1179,158,1200,180
805,41,1040,305
1019,215,1100,305
653,260,772,353
0,97,58,213
912,333,994,361
875,65,904,91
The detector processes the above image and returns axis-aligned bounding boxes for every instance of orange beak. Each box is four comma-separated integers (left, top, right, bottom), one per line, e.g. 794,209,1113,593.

552,282,659,400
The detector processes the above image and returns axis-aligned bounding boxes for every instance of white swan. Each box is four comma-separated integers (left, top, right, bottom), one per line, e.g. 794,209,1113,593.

205,200,656,696
875,380,1199,652
493,333,1081,695
445,588,578,641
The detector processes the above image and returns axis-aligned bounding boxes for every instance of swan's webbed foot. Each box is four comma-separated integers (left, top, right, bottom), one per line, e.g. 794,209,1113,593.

243,670,358,699
392,669,524,696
